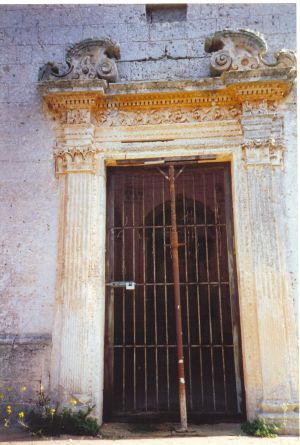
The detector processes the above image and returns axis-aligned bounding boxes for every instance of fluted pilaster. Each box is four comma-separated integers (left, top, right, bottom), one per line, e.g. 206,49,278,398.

239,109,299,433
51,151,106,420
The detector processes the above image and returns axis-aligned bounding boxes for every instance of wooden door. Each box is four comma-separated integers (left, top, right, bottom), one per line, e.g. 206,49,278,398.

104,163,245,422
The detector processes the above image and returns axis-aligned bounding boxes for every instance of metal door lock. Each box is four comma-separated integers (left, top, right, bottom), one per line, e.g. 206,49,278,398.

109,281,136,290
126,282,135,290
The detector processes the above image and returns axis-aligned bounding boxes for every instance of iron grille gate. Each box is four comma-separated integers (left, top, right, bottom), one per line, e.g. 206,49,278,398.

104,163,245,423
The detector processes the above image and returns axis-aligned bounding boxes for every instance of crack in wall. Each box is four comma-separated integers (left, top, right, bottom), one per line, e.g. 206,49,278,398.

119,55,210,63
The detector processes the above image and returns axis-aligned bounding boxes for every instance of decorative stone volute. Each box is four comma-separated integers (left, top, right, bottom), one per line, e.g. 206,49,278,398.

205,29,296,76
38,38,120,82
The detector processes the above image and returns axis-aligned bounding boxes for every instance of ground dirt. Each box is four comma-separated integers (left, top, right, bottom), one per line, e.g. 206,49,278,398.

0,423,299,444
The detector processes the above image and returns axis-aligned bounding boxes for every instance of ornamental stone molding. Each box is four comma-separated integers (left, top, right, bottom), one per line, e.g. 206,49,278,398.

67,109,91,125
55,147,98,175
95,105,241,127
205,29,296,76
242,100,277,116
38,38,120,82
241,138,284,166
38,31,298,433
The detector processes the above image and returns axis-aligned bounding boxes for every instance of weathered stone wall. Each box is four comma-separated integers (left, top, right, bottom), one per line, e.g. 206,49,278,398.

0,3,297,413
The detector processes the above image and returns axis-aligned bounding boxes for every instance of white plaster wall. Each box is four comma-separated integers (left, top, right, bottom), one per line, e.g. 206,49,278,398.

0,2,297,397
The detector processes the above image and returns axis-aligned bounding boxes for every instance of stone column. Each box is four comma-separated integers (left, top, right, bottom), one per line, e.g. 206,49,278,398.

239,104,299,433
50,110,106,421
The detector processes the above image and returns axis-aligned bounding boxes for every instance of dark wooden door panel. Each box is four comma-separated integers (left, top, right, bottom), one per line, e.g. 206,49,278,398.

104,163,245,422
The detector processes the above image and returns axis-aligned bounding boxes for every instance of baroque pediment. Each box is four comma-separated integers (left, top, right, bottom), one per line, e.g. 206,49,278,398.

205,29,296,76
38,38,120,82
38,29,296,137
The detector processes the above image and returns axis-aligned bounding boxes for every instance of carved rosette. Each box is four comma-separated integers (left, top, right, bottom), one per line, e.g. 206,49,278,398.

55,148,98,175
205,29,296,76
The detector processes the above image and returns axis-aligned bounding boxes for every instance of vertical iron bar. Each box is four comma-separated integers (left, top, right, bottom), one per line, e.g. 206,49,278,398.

213,173,227,412
169,164,188,431
142,175,148,410
192,173,204,409
152,176,159,409
132,176,136,410
122,174,126,411
182,175,193,410
203,174,216,411
162,177,170,409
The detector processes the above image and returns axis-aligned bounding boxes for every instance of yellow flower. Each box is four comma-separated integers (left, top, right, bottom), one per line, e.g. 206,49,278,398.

70,398,77,406
50,408,56,414
6,405,12,414
18,411,25,419
0,393,4,400
7,387,12,392
21,386,27,392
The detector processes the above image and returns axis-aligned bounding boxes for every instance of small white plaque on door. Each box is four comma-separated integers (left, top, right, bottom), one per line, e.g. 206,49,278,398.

126,282,135,290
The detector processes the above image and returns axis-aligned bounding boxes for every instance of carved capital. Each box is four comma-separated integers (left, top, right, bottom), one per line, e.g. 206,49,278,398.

54,147,98,175
242,138,284,166
205,29,296,77
39,38,120,82
242,100,277,116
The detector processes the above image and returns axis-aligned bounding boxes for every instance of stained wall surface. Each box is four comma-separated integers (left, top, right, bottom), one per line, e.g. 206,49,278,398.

0,3,297,406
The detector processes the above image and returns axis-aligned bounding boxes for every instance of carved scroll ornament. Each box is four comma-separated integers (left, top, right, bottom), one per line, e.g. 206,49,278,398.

38,38,120,82
95,105,241,127
205,29,296,76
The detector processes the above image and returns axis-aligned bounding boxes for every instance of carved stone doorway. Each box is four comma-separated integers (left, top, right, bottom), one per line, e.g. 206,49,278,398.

38,29,298,433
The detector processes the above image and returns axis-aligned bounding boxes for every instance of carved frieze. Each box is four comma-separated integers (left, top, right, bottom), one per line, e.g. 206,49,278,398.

67,109,91,125
95,105,241,127
55,147,98,175
242,138,284,166
38,39,120,82
205,29,296,76
242,100,277,116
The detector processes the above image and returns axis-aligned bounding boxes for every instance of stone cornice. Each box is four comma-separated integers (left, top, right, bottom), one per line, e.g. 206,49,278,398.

39,67,295,119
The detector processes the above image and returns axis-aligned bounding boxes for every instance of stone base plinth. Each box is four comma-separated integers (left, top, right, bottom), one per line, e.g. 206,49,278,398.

258,400,299,435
